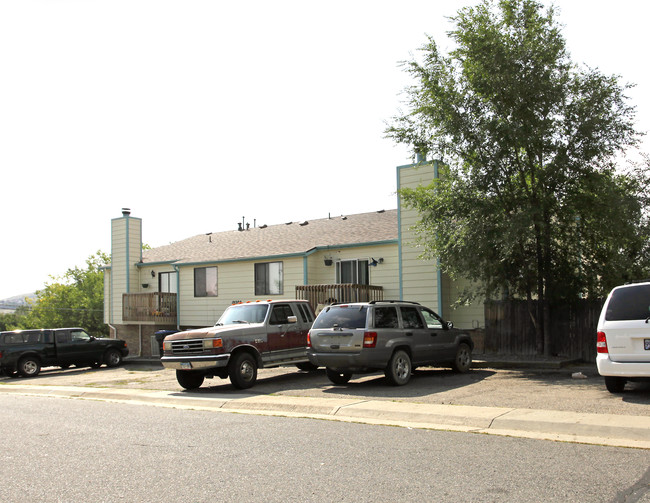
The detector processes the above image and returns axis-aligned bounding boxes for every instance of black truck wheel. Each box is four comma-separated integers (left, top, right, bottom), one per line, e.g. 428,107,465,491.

18,356,41,377
176,370,205,390
228,352,258,389
104,348,123,367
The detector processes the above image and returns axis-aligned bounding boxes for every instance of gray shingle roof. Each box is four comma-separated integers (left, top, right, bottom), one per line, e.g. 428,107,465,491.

141,209,397,265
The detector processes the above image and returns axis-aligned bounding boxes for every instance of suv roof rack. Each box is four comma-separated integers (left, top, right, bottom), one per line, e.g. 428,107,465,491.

369,300,421,305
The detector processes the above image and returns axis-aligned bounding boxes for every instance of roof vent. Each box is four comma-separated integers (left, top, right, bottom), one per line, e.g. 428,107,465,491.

122,208,131,216
299,221,309,226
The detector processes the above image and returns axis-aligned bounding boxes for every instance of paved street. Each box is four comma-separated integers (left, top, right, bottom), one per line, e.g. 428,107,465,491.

1,359,648,449
1,393,649,503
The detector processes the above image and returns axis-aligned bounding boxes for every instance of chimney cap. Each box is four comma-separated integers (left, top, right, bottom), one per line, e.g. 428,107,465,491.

121,207,131,216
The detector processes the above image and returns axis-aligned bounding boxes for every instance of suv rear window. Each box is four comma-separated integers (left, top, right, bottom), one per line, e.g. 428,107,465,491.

606,284,650,321
312,305,368,329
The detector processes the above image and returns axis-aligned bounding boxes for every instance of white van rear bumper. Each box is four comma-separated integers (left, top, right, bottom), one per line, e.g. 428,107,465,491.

597,353,650,377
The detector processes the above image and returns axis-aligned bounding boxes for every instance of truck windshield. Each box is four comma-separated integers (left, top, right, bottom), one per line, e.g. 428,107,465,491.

216,304,269,325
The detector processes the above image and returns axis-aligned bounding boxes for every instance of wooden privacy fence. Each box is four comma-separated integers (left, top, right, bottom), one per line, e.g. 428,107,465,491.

484,299,604,362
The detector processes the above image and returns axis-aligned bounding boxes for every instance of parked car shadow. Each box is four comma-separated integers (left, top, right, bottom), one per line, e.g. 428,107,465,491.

0,364,126,381
191,366,495,399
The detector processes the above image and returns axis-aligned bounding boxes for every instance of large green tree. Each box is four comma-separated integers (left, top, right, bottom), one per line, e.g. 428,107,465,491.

22,251,109,336
387,0,649,355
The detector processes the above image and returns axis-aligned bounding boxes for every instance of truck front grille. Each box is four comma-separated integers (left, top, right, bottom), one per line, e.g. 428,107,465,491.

170,339,204,355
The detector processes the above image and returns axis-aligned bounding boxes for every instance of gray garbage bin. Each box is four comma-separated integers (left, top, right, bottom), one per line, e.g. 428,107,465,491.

154,330,178,358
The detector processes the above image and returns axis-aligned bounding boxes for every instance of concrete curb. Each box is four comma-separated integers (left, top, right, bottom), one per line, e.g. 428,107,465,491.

1,384,648,450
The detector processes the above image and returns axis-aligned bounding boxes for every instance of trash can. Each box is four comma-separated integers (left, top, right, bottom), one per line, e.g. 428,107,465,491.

154,330,178,358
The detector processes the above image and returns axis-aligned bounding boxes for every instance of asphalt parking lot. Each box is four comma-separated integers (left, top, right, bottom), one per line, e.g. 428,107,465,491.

1,359,648,418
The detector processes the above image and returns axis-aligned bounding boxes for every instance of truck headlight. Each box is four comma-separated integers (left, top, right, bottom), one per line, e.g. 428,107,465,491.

203,338,223,349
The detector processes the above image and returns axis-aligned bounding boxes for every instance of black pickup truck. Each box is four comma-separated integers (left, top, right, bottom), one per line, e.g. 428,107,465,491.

0,328,129,377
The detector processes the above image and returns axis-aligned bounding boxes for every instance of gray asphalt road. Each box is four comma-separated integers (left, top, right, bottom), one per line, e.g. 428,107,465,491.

2,360,648,417
1,394,648,503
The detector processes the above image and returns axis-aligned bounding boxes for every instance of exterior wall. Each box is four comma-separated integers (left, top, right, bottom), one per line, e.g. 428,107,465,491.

175,256,307,328
103,268,111,324
397,162,441,313
442,274,485,329
107,212,142,325
397,161,485,330
305,244,399,299
111,323,175,359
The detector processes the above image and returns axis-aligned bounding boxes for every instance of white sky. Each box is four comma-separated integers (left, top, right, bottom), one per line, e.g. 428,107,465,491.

1,0,649,300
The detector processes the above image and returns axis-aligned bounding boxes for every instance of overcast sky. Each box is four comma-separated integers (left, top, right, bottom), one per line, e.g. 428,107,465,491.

1,0,649,300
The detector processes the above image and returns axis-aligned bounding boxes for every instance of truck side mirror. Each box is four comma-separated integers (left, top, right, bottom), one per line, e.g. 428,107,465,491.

287,315,298,324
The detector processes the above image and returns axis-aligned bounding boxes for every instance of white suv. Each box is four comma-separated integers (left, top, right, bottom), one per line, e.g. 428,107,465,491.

597,282,650,393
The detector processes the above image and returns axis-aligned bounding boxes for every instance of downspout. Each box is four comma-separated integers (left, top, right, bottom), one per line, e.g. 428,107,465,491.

173,264,181,330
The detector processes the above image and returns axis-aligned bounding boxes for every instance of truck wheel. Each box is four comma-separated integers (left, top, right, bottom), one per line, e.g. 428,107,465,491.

296,362,319,371
325,368,352,385
228,352,258,389
18,357,41,377
384,349,411,386
176,370,204,390
104,349,123,368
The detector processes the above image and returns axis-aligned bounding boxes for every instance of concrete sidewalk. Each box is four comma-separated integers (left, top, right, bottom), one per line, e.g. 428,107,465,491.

1,383,648,450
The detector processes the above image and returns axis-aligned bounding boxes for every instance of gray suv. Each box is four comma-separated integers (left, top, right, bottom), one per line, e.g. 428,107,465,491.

307,300,474,386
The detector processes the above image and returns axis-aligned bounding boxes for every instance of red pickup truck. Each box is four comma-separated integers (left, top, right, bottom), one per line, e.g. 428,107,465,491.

161,300,316,390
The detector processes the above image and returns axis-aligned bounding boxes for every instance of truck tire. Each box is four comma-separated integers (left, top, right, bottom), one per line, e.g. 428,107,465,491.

296,362,319,371
228,352,258,389
18,356,41,377
176,370,205,390
104,348,123,368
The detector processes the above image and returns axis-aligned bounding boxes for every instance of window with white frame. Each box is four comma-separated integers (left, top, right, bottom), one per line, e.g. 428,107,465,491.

194,266,218,297
255,261,283,295
159,272,177,293
336,259,369,285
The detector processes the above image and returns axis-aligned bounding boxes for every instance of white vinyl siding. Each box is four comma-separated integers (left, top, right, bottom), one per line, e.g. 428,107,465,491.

398,163,440,313
177,257,305,327
398,162,485,329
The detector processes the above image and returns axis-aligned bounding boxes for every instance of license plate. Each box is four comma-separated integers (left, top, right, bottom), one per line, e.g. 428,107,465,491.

180,362,192,369
645,339,650,351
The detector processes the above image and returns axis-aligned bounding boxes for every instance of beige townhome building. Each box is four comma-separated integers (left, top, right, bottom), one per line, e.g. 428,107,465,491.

103,160,485,357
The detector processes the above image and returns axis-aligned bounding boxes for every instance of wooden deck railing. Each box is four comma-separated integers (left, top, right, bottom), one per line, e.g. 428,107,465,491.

295,284,383,309
122,292,177,324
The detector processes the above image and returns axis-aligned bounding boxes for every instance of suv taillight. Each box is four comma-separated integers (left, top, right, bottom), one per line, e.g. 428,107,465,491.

596,331,608,353
363,331,377,348
307,331,312,348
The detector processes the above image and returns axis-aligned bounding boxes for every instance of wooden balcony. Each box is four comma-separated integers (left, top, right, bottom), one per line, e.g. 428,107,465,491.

122,292,177,324
295,284,383,309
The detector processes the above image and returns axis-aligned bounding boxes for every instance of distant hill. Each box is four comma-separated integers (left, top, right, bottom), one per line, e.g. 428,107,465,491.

0,293,36,313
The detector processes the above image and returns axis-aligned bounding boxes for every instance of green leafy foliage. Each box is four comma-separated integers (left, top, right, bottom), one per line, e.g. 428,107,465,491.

17,251,110,336
387,0,649,354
